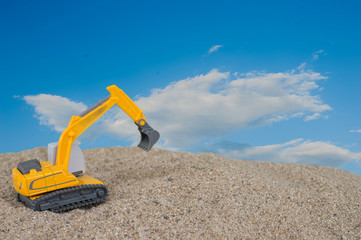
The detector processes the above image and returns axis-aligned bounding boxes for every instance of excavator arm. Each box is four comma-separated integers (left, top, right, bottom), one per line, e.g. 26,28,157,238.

56,85,160,172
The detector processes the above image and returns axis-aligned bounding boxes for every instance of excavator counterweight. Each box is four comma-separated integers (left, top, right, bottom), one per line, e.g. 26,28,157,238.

12,85,160,212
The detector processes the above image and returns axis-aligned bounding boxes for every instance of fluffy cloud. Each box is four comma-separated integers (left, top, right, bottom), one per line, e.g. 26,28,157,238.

24,65,330,150
23,90,360,168
23,94,138,142
215,139,361,167
135,66,330,149
24,94,87,132
208,44,223,54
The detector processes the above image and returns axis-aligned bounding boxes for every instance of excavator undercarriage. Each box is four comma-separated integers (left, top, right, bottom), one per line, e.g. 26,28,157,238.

18,183,108,213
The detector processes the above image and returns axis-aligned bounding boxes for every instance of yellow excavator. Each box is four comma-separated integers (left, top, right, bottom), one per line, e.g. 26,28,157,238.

12,85,160,212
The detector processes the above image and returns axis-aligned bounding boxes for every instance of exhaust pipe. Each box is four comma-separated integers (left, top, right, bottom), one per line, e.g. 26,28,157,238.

136,120,160,152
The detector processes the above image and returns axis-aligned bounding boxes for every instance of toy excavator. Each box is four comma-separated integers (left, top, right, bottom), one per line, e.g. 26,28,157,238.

12,85,160,212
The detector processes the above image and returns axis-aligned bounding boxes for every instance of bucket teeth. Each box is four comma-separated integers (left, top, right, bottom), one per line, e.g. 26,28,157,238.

137,121,160,152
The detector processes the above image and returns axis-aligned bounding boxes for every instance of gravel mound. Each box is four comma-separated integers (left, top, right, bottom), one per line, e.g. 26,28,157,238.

0,146,360,239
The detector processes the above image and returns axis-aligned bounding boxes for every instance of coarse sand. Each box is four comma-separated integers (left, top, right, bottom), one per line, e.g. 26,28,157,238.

0,146,360,239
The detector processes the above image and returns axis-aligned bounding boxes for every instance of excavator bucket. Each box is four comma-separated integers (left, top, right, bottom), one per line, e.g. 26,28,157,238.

137,121,160,151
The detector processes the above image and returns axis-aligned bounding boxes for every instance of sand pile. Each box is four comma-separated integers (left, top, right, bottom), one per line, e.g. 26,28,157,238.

0,146,360,239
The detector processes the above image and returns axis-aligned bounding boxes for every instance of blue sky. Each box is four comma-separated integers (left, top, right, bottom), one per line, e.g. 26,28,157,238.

1,1,361,175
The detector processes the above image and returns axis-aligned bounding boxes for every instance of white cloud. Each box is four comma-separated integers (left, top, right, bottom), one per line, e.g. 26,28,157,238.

350,129,361,133
23,93,142,142
216,138,361,167
24,94,87,132
312,49,325,61
135,66,330,149
208,44,223,54
22,93,361,168
24,65,331,150
297,62,307,71
305,112,321,121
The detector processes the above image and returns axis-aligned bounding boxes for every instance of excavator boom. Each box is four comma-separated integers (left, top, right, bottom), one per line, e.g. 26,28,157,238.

56,85,160,172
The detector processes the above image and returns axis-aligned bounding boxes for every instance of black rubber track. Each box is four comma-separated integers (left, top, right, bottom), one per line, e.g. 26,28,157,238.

18,184,108,213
